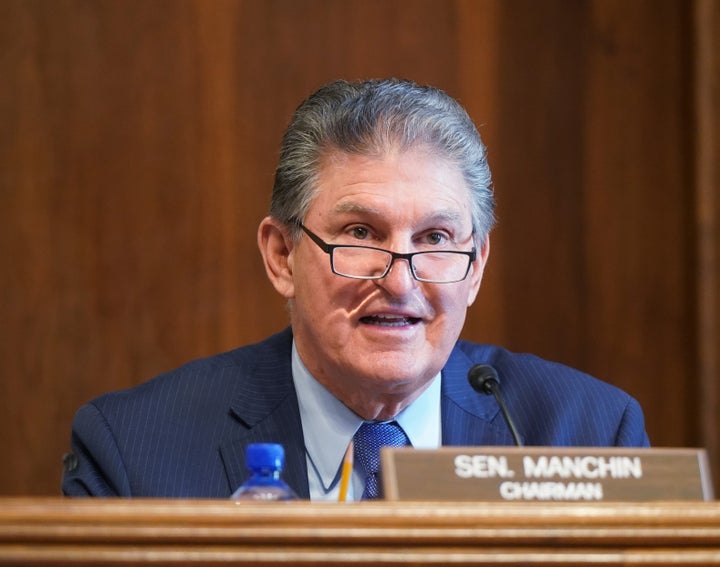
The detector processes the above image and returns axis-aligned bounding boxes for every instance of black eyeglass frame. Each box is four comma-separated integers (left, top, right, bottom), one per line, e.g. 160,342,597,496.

296,222,477,284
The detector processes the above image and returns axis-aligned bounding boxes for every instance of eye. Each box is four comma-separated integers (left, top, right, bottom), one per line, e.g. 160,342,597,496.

425,232,446,246
349,226,370,240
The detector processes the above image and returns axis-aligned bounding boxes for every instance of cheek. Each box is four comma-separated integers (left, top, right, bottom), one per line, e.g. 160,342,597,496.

293,265,358,318
435,282,472,309
430,287,473,330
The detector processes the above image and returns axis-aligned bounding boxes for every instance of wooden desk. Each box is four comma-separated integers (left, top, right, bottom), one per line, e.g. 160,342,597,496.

1,498,720,565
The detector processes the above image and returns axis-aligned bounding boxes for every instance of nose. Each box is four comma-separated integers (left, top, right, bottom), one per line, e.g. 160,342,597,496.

376,256,417,297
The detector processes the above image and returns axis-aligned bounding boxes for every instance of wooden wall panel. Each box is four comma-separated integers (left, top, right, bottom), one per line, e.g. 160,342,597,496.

582,1,696,446
0,0,713,496
476,1,590,362
695,0,720,496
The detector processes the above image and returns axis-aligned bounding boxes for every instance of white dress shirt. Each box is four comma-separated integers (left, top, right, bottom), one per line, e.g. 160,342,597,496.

291,341,442,501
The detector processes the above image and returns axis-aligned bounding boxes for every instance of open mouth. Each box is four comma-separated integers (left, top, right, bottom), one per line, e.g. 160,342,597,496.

360,314,421,327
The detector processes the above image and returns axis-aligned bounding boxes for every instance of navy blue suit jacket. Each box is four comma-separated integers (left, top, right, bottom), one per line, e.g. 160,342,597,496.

62,328,649,497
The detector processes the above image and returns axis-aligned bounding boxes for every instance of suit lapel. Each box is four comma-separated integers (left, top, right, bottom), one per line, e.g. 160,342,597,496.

441,346,519,447
219,329,311,498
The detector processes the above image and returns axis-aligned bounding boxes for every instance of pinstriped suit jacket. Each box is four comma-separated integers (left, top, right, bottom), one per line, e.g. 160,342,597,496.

61,327,649,497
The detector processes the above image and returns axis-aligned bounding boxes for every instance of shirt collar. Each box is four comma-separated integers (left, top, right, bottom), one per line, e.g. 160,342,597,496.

292,343,362,491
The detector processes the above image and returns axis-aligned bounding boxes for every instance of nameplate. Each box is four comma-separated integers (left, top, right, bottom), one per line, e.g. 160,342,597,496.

380,447,714,501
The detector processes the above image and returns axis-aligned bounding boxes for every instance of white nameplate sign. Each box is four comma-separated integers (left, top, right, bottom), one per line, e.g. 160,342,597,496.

381,447,714,501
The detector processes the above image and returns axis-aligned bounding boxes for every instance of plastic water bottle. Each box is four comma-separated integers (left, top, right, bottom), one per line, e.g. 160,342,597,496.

231,443,298,501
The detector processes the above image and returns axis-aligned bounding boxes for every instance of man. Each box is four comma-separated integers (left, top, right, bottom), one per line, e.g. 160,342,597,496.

62,79,649,500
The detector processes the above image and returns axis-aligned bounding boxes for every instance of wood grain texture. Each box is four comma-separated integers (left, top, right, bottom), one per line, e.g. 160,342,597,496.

1,498,720,565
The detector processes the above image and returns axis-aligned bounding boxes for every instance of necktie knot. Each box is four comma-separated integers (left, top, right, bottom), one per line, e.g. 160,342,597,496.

353,421,409,499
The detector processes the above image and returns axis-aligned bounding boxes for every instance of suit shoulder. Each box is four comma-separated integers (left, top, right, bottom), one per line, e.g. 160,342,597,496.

454,340,633,401
88,328,293,413
452,340,648,446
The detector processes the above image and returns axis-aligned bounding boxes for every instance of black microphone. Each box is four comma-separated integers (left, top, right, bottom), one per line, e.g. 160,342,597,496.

467,364,523,447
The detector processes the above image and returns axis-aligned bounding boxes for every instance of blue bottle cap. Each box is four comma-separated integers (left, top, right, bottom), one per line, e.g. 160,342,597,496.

246,443,285,471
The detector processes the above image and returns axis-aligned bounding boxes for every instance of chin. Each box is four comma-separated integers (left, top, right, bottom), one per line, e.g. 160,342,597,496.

357,357,434,385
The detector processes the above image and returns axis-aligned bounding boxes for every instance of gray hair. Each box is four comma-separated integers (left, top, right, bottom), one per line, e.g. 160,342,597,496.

270,78,495,240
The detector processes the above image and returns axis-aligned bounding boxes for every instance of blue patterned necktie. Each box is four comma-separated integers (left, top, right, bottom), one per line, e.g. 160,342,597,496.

353,421,410,500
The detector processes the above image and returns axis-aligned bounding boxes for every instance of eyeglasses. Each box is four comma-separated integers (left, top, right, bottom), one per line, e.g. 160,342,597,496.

297,223,476,284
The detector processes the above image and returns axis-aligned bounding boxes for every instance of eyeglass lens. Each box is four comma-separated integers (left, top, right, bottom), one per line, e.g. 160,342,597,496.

332,247,468,282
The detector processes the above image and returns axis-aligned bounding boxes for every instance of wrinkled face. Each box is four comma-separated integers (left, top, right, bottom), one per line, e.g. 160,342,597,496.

266,146,489,412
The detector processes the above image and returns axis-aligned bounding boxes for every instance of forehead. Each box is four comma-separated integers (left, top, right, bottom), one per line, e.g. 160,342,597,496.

308,147,472,225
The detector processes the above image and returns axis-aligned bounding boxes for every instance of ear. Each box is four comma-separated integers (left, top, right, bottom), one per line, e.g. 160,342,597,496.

257,216,296,299
466,235,490,307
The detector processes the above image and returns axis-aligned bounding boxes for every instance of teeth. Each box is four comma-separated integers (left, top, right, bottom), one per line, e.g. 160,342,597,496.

362,314,418,327
375,318,409,327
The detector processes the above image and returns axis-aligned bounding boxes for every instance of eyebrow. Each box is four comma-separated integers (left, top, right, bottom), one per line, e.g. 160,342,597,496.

332,202,465,225
333,202,383,216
